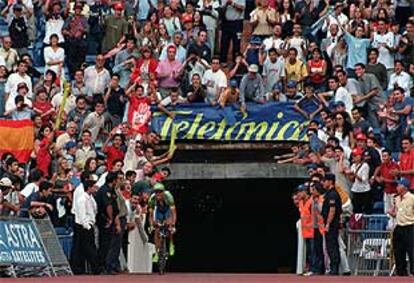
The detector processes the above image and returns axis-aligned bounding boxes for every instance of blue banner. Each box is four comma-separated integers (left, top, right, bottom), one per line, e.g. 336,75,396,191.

0,218,48,266
151,102,310,141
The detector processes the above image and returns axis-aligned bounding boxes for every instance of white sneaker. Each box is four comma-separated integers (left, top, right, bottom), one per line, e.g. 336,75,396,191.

303,271,314,276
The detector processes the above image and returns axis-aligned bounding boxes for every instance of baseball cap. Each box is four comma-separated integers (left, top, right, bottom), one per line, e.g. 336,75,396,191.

287,80,297,88
397,178,410,188
356,133,367,141
64,141,77,150
0,177,13,188
335,101,345,107
13,3,23,10
306,163,318,170
272,82,283,92
230,79,238,88
296,184,307,192
17,82,28,92
248,64,259,73
153,182,165,192
74,3,83,9
249,37,262,45
310,182,324,193
132,180,151,195
352,147,364,156
182,14,193,23
113,2,124,10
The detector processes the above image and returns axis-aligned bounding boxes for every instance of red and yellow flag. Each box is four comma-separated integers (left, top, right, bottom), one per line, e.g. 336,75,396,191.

0,120,34,163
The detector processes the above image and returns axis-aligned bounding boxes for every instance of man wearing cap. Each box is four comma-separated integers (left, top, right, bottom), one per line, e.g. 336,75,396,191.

218,79,240,108
389,177,414,276
295,183,312,275
5,81,31,112
266,82,287,102
304,182,326,276
102,2,128,53
71,174,100,274
346,147,372,214
322,173,342,275
285,80,303,101
239,64,265,113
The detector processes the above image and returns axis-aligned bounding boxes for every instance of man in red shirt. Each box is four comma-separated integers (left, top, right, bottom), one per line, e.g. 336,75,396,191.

394,137,414,191
375,149,399,214
103,133,125,171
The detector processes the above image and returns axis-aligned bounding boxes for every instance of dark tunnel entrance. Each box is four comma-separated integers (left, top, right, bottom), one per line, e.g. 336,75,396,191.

167,178,303,273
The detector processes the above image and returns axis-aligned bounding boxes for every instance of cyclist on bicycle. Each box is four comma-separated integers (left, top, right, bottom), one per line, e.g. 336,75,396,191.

148,182,177,262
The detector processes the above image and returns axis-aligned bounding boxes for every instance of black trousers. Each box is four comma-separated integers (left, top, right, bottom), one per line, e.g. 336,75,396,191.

219,20,243,63
310,229,325,274
326,227,340,275
393,224,414,276
352,191,373,214
110,216,127,272
71,224,100,274
98,224,116,272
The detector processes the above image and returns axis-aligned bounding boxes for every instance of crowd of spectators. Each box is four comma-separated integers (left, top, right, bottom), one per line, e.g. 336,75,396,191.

0,0,414,277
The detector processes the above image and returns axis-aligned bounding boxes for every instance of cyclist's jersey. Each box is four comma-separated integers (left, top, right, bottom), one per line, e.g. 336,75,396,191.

148,191,175,209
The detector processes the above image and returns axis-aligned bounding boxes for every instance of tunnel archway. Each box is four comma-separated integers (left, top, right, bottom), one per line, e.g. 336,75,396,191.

167,178,303,273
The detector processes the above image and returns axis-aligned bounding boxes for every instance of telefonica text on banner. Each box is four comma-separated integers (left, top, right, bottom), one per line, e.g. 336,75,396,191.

151,103,310,141
0,219,48,265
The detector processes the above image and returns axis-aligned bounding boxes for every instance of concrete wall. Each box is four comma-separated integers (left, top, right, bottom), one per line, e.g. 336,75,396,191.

167,163,307,180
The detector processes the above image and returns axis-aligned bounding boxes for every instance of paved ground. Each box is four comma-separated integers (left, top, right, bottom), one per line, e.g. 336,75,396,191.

1,273,413,283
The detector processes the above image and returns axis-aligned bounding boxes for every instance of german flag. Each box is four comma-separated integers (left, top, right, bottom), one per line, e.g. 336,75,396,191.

0,120,34,163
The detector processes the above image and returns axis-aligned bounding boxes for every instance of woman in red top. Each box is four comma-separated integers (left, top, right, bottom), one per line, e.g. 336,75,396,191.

307,48,327,92
33,87,54,125
36,130,54,178
130,46,158,87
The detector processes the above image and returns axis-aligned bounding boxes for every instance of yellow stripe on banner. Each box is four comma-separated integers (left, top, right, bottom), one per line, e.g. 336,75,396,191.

168,123,177,158
0,126,34,150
